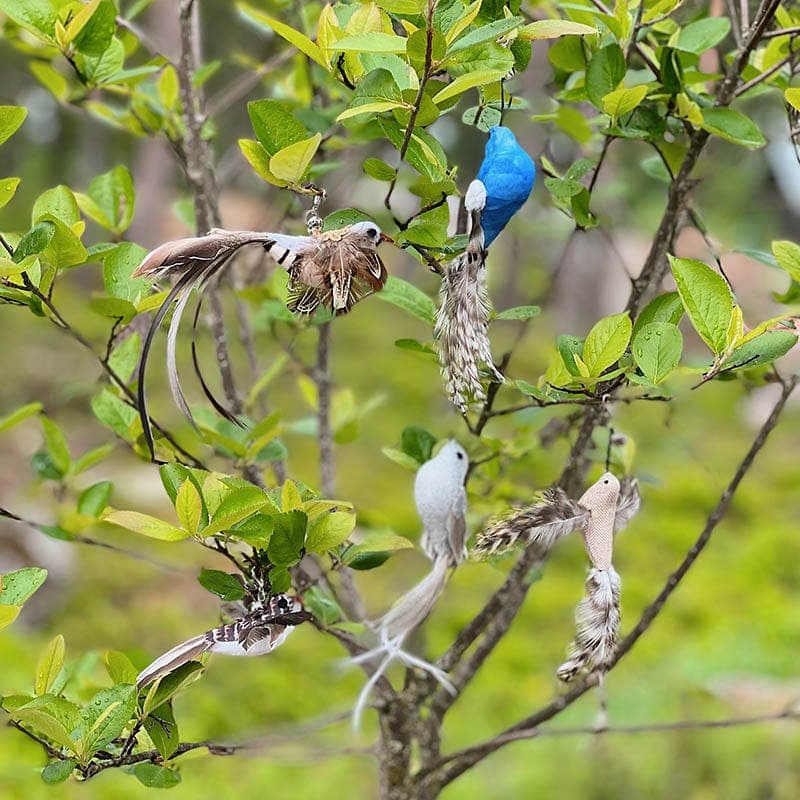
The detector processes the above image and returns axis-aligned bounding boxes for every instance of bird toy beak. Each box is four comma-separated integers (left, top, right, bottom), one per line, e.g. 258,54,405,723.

379,232,395,245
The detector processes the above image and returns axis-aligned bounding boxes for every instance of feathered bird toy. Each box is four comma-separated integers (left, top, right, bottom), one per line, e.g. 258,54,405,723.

137,586,306,688
475,472,640,681
435,126,535,412
351,439,469,726
131,218,391,458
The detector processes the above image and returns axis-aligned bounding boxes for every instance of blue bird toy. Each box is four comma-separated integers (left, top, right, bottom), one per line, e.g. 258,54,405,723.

475,126,536,247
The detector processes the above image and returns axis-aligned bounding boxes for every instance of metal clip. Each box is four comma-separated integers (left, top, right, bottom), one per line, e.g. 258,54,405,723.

305,187,327,234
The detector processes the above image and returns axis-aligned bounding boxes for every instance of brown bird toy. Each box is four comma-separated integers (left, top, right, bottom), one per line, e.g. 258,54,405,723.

131,220,391,458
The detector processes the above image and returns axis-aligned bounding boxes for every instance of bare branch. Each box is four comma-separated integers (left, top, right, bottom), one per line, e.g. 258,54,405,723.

316,322,335,497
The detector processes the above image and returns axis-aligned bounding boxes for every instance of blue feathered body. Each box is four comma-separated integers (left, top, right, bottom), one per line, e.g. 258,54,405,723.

476,126,536,247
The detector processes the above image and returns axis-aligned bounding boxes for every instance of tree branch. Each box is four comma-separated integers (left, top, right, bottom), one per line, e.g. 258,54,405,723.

419,374,796,790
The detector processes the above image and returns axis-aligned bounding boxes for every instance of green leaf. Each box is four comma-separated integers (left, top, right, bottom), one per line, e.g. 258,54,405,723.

722,330,797,371
41,759,76,784
102,510,191,541
495,305,541,321
247,99,308,156
401,426,436,463
306,511,356,553
73,444,113,476
0,0,56,38
142,662,203,715
0,402,43,434
334,33,408,53
268,565,291,593
0,105,27,146
632,322,683,384
633,291,684,337
585,44,625,109
103,242,148,302
104,650,138,684
348,552,391,570
432,69,508,105
582,312,632,376
41,417,70,476
376,276,436,324
0,605,21,629
239,139,284,186
75,166,135,234
675,17,731,54
32,186,80,226
785,87,800,112
197,568,246,601
269,134,322,184
0,176,20,209
237,4,327,66
70,0,116,56
302,586,343,625
91,389,139,439
518,19,597,40
34,635,65,696
30,62,68,100
77,481,112,517
556,335,585,377
669,255,734,354
108,333,141,384
39,215,88,269
602,85,648,117
201,485,270,537
701,108,766,149
267,510,307,566
11,700,75,749
344,529,414,561
0,567,48,605
447,16,524,53
143,701,179,760
363,158,397,181
175,479,203,534
14,221,55,262
337,100,407,121
772,240,800,281
81,685,136,756
132,763,182,788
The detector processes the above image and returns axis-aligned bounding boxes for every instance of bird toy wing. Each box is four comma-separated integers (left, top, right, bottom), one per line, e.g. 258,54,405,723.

474,487,591,558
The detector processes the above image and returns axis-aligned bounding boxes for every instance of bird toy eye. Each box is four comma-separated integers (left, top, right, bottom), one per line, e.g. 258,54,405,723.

456,452,464,460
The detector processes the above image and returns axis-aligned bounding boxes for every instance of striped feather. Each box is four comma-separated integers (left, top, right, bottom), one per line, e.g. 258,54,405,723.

137,633,212,687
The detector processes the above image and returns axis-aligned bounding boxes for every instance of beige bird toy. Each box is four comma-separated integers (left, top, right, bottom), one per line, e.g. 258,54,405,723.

475,472,640,681
131,218,391,458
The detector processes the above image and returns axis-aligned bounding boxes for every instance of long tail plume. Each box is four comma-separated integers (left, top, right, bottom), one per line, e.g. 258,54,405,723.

435,180,502,413
137,633,212,688
556,566,621,682
349,557,454,728
134,231,270,458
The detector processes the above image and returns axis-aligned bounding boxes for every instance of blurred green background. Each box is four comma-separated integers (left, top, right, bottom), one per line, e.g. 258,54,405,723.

2,1,800,798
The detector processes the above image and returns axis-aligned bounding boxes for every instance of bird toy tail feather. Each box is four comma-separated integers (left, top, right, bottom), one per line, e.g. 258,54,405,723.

556,566,621,682
137,634,211,688
378,555,450,641
349,556,454,729
435,179,502,412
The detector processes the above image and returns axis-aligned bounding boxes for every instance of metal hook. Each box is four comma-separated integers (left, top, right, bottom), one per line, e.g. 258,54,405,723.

304,186,327,234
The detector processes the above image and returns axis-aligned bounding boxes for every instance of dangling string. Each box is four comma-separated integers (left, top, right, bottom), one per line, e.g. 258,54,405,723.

605,426,614,472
